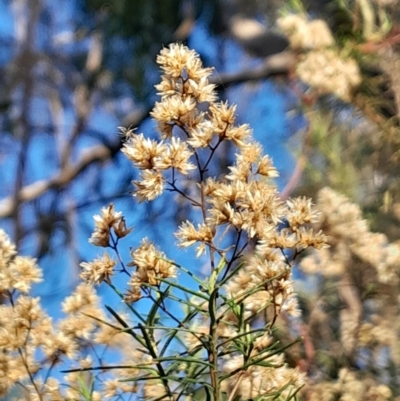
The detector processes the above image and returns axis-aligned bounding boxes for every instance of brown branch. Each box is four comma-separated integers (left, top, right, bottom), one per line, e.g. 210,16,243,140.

209,51,295,88
0,107,151,219
0,142,118,218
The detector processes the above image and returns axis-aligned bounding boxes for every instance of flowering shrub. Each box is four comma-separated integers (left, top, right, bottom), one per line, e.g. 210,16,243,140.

0,44,328,400
297,188,397,401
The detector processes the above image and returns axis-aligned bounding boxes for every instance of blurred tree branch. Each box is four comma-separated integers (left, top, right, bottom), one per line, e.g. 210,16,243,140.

0,50,296,219
0,107,151,219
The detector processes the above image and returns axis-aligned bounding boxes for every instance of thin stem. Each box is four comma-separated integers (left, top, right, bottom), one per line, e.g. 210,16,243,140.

18,347,43,401
110,233,131,277
221,229,243,282
136,319,174,400
9,291,42,400
202,137,223,173
227,371,244,401
41,357,58,391
175,366,208,401
208,292,220,400
106,282,146,323
178,123,217,273
215,224,232,249
166,180,202,207
178,123,204,181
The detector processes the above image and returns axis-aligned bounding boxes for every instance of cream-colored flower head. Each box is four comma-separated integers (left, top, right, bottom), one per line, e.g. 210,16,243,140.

0,255,43,293
296,49,361,101
277,13,361,101
277,14,335,50
122,133,168,170
221,352,305,399
62,282,101,314
124,238,175,301
89,203,132,247
0,229,16,262
300,187,400,282
257,155,279,177
0,229,42,293
175,220,215,256
156,43,213,81
80,252,116,284
156,137,196,174
133,169,165,202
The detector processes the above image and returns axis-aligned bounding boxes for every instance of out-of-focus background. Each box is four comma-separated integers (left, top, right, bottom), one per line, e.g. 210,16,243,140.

1,0,400,399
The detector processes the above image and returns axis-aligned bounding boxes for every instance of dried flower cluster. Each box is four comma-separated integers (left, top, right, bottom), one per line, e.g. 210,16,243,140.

0,229,139,399
89,203,132,247
277,14,335,51
278,13,361,101
296,50,361,102
301,187,400,283
1,43,329,400
296,187,399,400
221,353,305,398
116,43,327,399
0,229,42,294
305,368,392,401
125,238,176,302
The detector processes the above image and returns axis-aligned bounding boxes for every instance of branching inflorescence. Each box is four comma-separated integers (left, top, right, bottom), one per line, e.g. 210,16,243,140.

0,44,328,400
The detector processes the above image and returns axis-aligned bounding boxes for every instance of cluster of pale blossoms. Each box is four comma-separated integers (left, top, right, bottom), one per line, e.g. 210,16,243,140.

0,229,42,293
221,352,304,399
79,44,327,304
277,14,335,51
81,202,176,302
277,13,362,101
77,43,329,398
80,204,131,285
105,43,328,309
300,187,400,367
300,187,400,283
305,368,392,401
0,229,146,399
1,44,330,400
